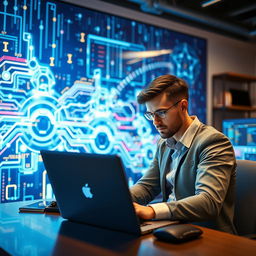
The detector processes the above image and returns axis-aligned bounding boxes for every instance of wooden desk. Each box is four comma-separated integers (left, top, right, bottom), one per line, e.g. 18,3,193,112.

1,201,256,256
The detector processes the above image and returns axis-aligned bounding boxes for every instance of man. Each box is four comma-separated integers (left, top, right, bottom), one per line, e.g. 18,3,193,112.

130,74,237,234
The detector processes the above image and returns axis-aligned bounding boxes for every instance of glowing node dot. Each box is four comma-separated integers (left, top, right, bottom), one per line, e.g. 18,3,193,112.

8,94,12,99
23,5,27,10
52,17,57,22
52,44,56,48
107,25,111,30
6,143,11,148
20,145,27,152
60,30,64,34
29,59,37,69
2,71,11,81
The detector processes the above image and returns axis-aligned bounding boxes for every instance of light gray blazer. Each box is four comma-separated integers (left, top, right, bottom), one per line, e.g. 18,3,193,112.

130,122,237,234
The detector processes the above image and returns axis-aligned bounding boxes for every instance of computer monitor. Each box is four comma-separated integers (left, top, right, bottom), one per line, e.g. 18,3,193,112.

222,118,256,161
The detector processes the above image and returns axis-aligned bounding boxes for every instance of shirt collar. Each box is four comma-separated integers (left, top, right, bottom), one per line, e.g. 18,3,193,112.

166,137,177,149
166,116,201,149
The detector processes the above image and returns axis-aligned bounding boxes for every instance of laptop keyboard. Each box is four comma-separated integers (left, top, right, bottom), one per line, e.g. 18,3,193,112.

139,219,151,227
140,222,151,227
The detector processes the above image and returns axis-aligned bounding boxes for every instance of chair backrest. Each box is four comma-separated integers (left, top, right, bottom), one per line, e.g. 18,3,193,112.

234,160,256,236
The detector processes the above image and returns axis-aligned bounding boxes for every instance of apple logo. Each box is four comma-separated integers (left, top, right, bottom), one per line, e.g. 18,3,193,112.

82,183,93,199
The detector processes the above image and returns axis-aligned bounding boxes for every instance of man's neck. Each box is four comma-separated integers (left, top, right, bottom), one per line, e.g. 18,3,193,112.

173,115,194,141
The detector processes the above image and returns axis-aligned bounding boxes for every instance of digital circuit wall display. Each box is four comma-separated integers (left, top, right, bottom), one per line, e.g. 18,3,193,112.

0,0,207,203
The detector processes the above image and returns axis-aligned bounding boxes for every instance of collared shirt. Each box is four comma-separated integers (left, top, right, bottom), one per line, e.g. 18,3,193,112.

150,116,201,219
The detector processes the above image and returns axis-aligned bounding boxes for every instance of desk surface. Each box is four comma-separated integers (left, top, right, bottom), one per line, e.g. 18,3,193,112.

1,201,256,256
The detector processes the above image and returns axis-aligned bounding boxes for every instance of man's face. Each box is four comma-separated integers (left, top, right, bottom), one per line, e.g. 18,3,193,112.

145,93,183,139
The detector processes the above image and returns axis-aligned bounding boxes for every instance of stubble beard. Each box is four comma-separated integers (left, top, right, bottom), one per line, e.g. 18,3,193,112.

159,130,176,139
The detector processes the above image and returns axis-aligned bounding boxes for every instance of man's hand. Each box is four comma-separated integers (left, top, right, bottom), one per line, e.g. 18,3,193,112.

133,202,156,220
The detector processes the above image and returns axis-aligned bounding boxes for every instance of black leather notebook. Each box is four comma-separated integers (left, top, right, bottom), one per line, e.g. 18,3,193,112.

19,200,59,213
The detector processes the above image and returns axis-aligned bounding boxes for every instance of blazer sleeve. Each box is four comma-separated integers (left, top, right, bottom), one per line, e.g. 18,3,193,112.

166,132,236,222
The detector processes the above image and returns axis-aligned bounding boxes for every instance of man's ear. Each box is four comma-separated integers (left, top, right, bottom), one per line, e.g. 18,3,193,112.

181,99,188,111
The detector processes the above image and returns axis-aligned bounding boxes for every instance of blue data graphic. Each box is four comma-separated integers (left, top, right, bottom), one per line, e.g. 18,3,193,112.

223,119,256,161
0,0,206,203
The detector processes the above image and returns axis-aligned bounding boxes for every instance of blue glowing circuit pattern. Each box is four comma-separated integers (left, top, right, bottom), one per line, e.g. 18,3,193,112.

0,0,206,203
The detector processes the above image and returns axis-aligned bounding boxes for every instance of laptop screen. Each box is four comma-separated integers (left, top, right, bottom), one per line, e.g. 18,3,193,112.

41,150,141,235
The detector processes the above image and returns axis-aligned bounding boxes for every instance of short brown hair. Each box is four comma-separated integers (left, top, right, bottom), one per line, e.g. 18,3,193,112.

137,74,189,104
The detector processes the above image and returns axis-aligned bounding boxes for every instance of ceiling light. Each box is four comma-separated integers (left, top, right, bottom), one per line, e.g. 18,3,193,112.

201,0,222,8
123,49,172,64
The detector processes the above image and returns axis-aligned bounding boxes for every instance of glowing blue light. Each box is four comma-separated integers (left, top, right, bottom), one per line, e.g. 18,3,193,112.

20,145,27,152
2,71,11,81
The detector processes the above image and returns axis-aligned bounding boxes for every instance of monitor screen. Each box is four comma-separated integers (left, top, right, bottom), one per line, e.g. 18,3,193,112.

0,0,207,203
223,118,256,161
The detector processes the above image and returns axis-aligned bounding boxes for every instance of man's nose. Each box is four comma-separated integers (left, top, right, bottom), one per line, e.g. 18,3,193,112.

153,114,162,126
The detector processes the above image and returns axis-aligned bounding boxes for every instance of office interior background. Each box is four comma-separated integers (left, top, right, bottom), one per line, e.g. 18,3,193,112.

0,0,256,204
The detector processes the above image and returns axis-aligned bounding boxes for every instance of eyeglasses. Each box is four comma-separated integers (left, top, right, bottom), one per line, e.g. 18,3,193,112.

144,100,182,121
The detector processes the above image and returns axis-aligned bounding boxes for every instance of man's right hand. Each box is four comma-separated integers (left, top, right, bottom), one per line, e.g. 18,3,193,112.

133,202,156,220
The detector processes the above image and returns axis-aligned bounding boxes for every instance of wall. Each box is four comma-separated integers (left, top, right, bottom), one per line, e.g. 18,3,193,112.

64,0,256,124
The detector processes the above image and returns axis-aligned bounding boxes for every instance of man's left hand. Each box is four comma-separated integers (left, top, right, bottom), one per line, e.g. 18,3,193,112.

133,202,156,220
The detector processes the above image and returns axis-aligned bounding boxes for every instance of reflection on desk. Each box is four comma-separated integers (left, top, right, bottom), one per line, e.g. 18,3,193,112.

55,221,140,255
1,201,256,256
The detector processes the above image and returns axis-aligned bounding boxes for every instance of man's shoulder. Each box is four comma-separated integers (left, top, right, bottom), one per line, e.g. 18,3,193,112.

194,122,231,145
198,123,226,137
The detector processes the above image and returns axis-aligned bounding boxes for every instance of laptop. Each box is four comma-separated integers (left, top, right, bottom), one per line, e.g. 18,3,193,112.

40,150,176,235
